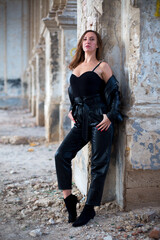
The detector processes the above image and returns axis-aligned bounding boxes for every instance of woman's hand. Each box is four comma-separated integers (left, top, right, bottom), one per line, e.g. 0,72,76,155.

68,110,75,123
96,114,111,131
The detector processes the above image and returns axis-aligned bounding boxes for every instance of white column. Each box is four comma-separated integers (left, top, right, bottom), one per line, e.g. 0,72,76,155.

44,28,61,142
31,61,36,116
35,50,45,126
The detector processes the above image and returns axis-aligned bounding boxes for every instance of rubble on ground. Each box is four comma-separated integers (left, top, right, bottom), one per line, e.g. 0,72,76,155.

0,170,160,240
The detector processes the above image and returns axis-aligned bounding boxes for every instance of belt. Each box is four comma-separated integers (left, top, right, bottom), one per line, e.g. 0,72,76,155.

72,94,103,141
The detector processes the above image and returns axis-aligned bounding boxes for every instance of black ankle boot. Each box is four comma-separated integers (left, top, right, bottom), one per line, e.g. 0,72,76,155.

72,204,95,227
64,194,78,223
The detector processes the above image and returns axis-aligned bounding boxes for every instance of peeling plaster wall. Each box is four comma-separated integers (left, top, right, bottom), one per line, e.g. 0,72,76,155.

77,0,103,38
127,119,160,170
124,1,160,170
135,2,160,104
101,0,122,80
123,0,160,210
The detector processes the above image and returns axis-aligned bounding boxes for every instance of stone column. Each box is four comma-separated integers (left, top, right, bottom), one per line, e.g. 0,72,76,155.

42,0,76,142
35,49,45,126
121,0,160,210
27,68,32,112
100,0,124,206
21,71,27,98
43,28,61,142
75,0,119,202
31,60,36,116
56,6,77,140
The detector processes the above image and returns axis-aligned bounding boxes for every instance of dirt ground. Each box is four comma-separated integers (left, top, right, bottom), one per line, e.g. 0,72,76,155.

0,107,160,240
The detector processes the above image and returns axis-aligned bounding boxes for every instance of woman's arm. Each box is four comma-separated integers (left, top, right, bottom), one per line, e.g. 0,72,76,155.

96,62,123,131
104,75,123,123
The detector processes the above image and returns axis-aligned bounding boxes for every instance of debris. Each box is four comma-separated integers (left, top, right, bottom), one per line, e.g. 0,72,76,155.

29,142,38,147
29,229,42,237
142,211,157,222
10,170,18,174
28,148,34,152
149,227,160,239
34,198,54,208
10,136,29,145
48,218,55,225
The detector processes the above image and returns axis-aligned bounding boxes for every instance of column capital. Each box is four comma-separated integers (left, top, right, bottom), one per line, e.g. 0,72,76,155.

42,16,58,32
29,57,36,67
35,44,45,54
56,0,77,28
42,0,67,32
42,0,76,32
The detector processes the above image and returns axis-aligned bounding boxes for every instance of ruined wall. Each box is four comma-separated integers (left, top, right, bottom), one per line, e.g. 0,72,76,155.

123,0,160,210
75,0,160,209
0,0,29,97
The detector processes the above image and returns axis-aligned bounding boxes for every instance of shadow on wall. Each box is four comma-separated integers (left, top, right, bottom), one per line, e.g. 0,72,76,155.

121,42,132,110
0,78,28,109
0,78,22,96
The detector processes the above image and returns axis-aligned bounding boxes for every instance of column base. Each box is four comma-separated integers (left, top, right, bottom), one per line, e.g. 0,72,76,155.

36,101,45,126
59,102,71,141
45,101,60,142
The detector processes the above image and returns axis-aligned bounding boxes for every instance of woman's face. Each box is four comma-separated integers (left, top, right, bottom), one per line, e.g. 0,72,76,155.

82,32,98,53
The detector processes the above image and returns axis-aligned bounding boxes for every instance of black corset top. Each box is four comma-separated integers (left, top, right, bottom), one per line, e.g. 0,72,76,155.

70,71,105,98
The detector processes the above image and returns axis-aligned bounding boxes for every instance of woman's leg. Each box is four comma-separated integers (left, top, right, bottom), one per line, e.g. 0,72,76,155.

55,125,88,191
73,124,114,227
86,123,114,206
55,125,88,223
63,189,72,199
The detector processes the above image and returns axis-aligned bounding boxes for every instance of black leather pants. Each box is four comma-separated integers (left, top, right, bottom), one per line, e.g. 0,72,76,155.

55,100,114,206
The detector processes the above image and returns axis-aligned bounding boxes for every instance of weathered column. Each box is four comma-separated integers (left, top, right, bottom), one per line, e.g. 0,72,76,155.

100,0,124,206
27,68,32,112
35,48,45,126
42,0,75,142
31,60,36,116
74,0,119,202
121,0,160,210
43,27,61,141
56,1,77,141
21,71,27,98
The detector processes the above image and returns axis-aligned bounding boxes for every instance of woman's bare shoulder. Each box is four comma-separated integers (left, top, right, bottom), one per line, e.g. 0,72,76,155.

100,61,113,83
100,61,112,72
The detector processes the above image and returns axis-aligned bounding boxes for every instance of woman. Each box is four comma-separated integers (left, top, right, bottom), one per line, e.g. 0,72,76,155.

55,30,123,227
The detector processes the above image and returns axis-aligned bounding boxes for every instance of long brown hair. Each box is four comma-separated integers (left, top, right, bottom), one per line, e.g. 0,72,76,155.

69,30,102,70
